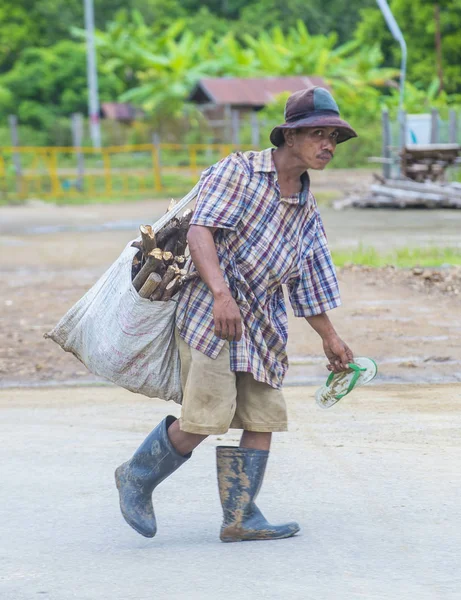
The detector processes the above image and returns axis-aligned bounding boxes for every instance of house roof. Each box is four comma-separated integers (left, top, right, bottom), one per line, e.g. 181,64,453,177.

189,76,329,107
101,103,138,121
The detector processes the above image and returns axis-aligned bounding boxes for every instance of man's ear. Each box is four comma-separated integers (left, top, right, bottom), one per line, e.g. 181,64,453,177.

284,129,296,147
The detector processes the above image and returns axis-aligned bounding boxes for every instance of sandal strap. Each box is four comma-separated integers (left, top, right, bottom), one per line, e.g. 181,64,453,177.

326,363,367,400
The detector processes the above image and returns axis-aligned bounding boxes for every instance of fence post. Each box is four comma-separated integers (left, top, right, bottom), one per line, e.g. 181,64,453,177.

251,111,260,148
430,108,439,143
449,110,458,144
382,109,391,180
398,110,407,178
224,105,232,143
231,110,240,146
48,149,61,198
152,133,162,192
8,115,22,195
71,113,85,191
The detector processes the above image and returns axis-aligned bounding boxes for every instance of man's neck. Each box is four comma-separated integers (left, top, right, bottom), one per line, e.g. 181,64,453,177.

272,146,307,183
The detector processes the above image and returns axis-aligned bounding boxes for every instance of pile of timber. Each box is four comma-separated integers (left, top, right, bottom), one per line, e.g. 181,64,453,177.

131,203,193,301
334,178,461,210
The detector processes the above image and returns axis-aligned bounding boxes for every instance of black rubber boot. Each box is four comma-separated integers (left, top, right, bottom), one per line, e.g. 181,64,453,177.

216,446,300,542
115,415,190,538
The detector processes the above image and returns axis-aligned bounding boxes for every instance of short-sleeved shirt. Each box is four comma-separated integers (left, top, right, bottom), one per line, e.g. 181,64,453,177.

175,148,341,389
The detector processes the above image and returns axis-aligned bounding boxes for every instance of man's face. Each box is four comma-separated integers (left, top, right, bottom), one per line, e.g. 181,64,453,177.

288,126,339,170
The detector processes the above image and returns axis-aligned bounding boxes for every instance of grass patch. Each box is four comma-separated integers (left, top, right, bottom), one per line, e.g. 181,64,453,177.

332,245,461,268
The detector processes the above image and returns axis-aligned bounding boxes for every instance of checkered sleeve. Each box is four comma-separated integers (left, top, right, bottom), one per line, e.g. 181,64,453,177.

287,216,341,317
190,155,248,231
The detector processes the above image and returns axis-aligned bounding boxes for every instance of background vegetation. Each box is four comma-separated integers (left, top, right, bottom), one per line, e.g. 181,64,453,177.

1,0,460,167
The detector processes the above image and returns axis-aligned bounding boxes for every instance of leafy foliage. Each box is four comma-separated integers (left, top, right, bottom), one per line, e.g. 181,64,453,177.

1,0,461,157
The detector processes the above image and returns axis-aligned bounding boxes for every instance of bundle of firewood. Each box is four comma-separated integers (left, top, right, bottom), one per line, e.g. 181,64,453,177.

130,204,194,301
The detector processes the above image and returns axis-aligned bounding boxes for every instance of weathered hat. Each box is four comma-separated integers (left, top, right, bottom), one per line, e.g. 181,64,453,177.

270,86,357,147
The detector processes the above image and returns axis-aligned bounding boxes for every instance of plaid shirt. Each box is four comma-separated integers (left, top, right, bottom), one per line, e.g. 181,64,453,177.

176,148,341,389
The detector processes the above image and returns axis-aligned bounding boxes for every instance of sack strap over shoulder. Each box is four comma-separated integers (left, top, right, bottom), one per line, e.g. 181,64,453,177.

152,182,201,233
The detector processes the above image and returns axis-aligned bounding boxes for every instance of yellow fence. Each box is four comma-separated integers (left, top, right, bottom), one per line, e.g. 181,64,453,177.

0,143,239,201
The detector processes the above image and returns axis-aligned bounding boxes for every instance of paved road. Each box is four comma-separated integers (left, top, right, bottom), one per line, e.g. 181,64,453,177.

1,384,460,600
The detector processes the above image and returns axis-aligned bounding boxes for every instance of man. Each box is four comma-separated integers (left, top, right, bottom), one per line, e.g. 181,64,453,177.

115,86,357,543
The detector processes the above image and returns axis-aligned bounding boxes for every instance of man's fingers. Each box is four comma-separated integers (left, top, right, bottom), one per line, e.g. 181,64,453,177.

235,320,242,342
227,319,243,341
215,318,227,340
227,320,236,341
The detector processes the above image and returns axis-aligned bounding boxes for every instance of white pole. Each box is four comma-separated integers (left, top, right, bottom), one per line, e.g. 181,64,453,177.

375,0,407,112
84,0,101,148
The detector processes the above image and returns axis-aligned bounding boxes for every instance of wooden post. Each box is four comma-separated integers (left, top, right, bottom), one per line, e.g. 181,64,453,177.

153,133,161,167
449,110,458,144
398,110,407,178
382,109,391,179
251,111,260,149
224,105,232,143
430,108,439,144
152,133,162,192
8,115,22,195
231,110,240,146
71,113,85,191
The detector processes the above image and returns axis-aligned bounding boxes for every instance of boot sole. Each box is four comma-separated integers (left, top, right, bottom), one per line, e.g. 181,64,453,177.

220,526,300,543
114,467,156,538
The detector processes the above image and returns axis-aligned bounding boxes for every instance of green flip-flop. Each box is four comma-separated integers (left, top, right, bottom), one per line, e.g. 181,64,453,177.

315,357,378,409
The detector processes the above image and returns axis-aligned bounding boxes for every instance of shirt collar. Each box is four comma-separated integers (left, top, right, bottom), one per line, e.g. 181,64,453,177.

253,148,276,173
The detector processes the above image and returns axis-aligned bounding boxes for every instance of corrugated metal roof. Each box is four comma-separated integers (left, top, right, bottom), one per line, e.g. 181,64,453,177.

190,76,329,107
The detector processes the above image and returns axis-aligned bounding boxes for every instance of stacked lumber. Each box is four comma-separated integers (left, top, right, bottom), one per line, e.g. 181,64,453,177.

401,144,460,182
131,206,193,301
334,178,461,210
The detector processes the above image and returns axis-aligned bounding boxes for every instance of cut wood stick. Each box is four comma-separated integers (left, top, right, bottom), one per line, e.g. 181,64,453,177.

132,248,163,291
131,241,143,252
162,251,174,266
139,272,162,298
175,255,186,269
163,231,179,254
180,272,200,284
161,276,182,301
175,210,194,256
150,265,177,301
139,225,157,255
167,198,177,212
156,219,179,248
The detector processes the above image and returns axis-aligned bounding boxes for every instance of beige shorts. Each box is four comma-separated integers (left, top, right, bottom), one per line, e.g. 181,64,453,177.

176,332,288,435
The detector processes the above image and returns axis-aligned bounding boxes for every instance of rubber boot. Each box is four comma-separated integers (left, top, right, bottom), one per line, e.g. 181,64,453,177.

216,446,300,542
115,415,190,538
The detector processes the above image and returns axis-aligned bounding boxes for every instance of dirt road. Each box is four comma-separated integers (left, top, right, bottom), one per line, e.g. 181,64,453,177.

1,197,460,388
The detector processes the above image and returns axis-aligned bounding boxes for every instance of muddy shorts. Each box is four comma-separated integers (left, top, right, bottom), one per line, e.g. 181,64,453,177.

176,332,288,435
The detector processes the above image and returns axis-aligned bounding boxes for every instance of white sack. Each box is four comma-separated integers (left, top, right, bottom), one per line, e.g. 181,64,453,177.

45,241,182,403
45,184,201,404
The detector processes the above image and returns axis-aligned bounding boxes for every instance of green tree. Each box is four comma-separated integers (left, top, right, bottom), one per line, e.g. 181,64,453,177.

355,0,461,95
0,40,122,129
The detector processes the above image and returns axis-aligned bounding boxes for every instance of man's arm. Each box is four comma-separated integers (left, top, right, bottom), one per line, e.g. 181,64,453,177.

187,225,242,342
305,313,353,373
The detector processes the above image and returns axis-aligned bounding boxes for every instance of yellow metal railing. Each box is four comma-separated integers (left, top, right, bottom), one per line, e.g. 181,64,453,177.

0,143,240,201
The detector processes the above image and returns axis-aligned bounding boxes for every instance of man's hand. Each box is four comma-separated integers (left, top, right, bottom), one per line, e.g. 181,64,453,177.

323,334,354,373
213,292,242,342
